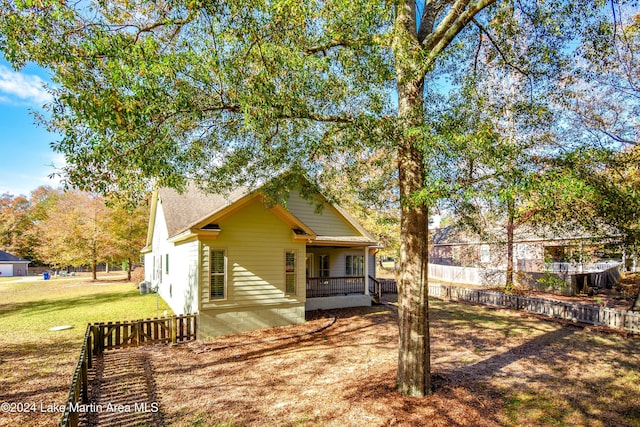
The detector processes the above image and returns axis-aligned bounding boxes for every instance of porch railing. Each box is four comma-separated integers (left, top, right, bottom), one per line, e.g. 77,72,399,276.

306,277,365,298
545,261,622,274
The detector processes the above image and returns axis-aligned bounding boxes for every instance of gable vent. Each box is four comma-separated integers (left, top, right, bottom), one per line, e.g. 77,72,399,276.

201,223,221,231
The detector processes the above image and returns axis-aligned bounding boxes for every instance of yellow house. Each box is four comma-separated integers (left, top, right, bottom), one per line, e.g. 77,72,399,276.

141,179,379,338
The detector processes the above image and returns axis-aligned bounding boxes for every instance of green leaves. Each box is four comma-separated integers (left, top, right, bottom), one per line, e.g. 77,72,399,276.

0,0,397,201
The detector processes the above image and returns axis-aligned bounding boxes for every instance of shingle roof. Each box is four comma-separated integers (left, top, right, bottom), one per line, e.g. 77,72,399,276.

159,183,250,237
0,250,29,263
155,179,378,246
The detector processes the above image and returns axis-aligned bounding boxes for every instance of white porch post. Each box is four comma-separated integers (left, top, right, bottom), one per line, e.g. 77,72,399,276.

364,246,370,296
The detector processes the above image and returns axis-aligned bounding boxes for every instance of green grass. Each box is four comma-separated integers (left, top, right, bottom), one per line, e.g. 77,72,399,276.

429,299,640,427
0,275,172,426
0,276,172,345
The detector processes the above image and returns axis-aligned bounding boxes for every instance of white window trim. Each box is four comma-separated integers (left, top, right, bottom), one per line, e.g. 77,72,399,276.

285,250,297,296
210,248,227,301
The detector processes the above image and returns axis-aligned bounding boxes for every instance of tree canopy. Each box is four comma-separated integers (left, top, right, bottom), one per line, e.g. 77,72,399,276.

0,187,148,278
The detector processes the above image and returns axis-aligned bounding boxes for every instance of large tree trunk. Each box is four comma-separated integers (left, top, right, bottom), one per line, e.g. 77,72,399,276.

396,72,431,396
392,0,498,397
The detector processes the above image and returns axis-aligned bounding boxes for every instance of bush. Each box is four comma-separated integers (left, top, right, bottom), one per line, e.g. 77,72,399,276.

536,273,568,293
130,267,145,286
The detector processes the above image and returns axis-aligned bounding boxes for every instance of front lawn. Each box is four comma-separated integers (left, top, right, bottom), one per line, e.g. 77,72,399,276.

0,275,171,427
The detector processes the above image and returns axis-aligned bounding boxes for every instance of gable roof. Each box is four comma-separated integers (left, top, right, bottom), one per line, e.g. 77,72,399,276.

0,250,29,263
145,178,378,248
159,183,249,238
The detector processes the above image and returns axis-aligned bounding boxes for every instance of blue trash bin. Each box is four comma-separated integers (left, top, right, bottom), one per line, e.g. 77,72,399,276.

43,271,50,280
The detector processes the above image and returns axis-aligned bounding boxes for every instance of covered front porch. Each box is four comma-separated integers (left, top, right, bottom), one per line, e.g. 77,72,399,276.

304,244,377,310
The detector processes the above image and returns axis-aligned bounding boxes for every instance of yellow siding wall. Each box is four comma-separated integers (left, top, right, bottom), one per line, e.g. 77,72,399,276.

286,192,357,236
198,197,306,336
198,305,306,338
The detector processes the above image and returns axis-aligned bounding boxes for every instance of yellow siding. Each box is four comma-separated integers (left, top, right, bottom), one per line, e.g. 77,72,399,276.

286,191,357,236
200,197,306,310
198,304,306,338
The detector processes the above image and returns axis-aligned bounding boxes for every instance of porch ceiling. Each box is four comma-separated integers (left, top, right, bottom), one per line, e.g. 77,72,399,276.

307,236,378,248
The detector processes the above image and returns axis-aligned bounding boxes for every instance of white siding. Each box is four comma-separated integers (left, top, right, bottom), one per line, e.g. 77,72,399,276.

170,240,199,314
147,199,199,315
0,264,13,277
368,252,376,278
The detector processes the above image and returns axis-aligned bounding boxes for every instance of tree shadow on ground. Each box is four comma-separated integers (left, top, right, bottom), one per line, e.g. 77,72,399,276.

93,296,639,427
343,367,506,427
0,339,78,427
439,324,580,384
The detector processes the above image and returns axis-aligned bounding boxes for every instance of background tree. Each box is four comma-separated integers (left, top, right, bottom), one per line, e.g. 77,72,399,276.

433,72,558,290
0,193,32,258
0,0,616,396
0,186,63,263
102,200,150,281
533,7,640,266
33,190,109,279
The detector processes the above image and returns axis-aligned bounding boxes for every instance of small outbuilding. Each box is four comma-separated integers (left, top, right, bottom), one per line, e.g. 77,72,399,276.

0,250,30,277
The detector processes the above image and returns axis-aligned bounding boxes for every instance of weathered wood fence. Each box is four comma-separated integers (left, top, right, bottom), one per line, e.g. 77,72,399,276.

91,314,197,353
372,279,638,333
428,284,640,334
59,315,197,427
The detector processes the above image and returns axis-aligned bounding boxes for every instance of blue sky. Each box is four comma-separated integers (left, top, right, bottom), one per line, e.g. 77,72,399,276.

0,57,64,197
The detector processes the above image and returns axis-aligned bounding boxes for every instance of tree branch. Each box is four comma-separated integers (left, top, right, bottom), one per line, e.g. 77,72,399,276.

420,0,496,75
304,41,350,55
417,1,444,44
423,0,471,51
473,25,483,75
470,17,534,95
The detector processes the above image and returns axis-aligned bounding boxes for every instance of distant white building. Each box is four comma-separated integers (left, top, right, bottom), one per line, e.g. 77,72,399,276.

0,250,30,277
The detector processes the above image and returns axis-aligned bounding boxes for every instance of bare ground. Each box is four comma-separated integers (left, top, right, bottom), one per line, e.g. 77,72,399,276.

140,296,639,427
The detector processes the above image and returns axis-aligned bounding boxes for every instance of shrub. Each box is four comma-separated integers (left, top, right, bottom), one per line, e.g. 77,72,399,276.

131,267,145,286
536,273,568,293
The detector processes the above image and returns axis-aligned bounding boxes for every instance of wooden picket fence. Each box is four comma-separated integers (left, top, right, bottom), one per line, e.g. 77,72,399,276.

428,284,640,334
59,315,197,427
91,314,197,353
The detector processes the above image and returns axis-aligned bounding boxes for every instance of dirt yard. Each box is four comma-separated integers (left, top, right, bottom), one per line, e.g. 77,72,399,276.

140,296,639,427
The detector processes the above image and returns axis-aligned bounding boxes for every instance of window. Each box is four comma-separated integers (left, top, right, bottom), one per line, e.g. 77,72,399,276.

285,251,297,294
318,255,329,278
165,254,169,274
154,256,162,283
479,245,490,264
210,249,226,300
346,255,364,276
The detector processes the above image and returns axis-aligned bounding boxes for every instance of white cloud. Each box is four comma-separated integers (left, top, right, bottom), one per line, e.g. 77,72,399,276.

0,65,53,106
